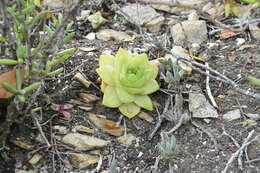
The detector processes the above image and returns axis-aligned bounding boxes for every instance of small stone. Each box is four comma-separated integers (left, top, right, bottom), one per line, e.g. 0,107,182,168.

145,16,165,33
85,32,96,40
28,154,42,167
62,133,110,151
170,23,185,46
76,10,91,20
188,11,199,21
181,20,208,44
223,109,241,121
236,38,245,46
117,134,138,145
96,29,130,41
189,86,218,118
120,4,161,26
69,153,99,169
249,23,260,40
191,43,200,53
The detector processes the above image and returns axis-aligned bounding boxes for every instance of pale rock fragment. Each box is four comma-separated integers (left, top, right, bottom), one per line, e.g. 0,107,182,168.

96,29,130,41
223,109,241,121
28,154,43,167
62,133,110,151
189,86,218,118
171,23,185,46
181,20,208,44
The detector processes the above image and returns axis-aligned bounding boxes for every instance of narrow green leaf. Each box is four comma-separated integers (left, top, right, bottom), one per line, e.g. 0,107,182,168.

247,75,260,86
15,70,22,90
49,55,71,68
2,82,19,94
55,48,76,57
61,32,76,45
0,59,21,65
46,67,64,77
22,82,41,93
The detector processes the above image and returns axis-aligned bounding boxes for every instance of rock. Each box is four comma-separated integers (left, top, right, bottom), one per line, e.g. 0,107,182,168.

73,125,95,134
188,11,199,21
120,4,161,26
28,154,42,167
245,113,260,121
223,109,241,121
87,113,124,136
96,29,130,41
170,46,192,74
189,86,218,118
117,134,138,145
88,12,107,29
145,16,165,33
249,23,260,40
191,43,200,53
236,38,245,46
170,23,185,46
181,20,208,44
69,153,99,169
85,32,96,40
76,10,91,20
62,133,110,151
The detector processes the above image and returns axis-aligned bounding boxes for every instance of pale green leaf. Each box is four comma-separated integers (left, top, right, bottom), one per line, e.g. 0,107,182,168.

134,95,153,111
96,65,115,86
103,86,122,108
115,87,135,103
119,103,140,118
99,55,115,66
142,79,160,95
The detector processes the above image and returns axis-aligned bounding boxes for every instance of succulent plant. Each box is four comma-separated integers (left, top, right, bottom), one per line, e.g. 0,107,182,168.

96,48,160,118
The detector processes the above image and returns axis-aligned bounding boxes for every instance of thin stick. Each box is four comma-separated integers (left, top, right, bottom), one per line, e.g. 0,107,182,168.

166,114,185,135
205,63,218,108
32,115,51,148
222,130,257,173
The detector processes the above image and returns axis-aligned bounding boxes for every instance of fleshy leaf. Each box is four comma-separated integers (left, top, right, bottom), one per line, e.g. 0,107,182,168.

96,65,115,86
142,79,160,95
134,95,153,111
119,103,140,118
103,86,122,108
115,87,135,103
101,81,108,93
99,55,115,66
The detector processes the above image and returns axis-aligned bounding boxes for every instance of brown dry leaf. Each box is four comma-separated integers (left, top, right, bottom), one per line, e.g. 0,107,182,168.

72,73,92,88
137,112,154,123
219,30,237,39
228,55,237,62
87,113,125,136
10,139,34,150
0,69,24,99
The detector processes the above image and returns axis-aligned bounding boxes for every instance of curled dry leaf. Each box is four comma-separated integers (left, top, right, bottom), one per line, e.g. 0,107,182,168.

0,69,24,99
87,113,125,136
79,93,99,103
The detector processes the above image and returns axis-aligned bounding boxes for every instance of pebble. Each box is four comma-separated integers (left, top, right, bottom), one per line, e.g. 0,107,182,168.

222,109,241,121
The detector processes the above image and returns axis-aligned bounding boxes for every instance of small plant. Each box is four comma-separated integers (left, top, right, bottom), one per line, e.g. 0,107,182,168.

0,0,78,141
160,58,184,84
96,48,160,118
156,133,178,158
